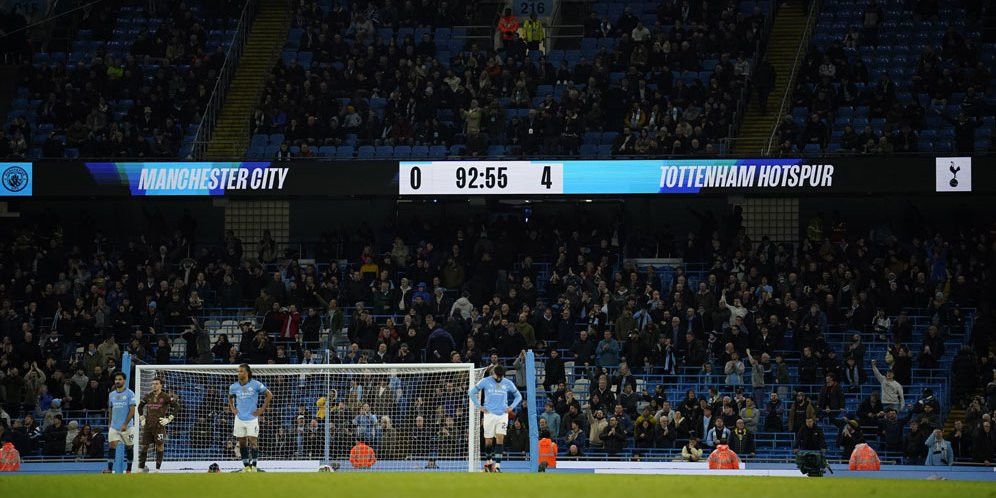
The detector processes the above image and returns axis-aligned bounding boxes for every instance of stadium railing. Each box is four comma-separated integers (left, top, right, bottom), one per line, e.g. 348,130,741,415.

190,0,260,159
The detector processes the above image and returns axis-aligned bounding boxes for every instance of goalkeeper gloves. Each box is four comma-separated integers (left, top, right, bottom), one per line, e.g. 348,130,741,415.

140,415,146,426
159,415,174,426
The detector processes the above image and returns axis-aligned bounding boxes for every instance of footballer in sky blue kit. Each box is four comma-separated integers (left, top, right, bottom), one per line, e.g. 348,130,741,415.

468,365,522,472
228,363,273,472
107,372,137,473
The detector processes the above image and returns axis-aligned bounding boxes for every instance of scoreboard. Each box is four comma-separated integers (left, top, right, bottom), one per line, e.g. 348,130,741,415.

0,156,984,198
399,159,840,195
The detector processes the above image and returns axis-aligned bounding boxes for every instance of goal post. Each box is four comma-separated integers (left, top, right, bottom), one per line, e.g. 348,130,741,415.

133,363,484,472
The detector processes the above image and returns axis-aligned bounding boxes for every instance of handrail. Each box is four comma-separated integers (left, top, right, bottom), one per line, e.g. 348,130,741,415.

189,0,260,159
728,1,777,152
765,0,820,155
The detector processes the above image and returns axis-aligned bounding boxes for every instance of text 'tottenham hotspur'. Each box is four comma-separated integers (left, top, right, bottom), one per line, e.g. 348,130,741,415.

658,164,835,189
138,167,289,191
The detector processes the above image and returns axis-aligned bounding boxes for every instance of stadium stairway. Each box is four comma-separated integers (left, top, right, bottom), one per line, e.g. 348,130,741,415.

205,0,290,159
734,1,809,155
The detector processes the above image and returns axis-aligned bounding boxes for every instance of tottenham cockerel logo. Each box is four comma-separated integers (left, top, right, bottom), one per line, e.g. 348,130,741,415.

948,162,960,188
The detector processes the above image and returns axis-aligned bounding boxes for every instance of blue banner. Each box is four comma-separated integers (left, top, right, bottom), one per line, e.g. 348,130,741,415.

86,162,287,196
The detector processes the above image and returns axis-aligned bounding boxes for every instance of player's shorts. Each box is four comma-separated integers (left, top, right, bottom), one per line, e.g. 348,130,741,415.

233,417,260,438
141,426,167,446
108,426,136,446
482,412,509,439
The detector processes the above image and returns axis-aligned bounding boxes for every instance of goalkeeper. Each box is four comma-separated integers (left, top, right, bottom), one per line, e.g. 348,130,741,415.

468,365,522,472
137,378,180,472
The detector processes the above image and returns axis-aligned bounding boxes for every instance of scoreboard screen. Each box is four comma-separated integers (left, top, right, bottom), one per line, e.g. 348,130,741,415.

399,159,839,196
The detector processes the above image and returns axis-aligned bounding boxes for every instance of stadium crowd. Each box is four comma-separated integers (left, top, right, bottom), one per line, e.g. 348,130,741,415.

252,0,766,158
778,0,995,154
0,205,993,465
1,0,241,159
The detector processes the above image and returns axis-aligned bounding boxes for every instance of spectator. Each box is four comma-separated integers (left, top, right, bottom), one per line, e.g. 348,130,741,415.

763,392,785,432
596,330,620,368
41,414,67,455
924,429,954,466
818,374,845,419
563,420,587,450
539,402,561,438
795,416,826,453
788,391,815,433
724,352,744,387
681,437,703,462
728,419,755,458
739,398,760,433
950,420,971,460
973,420,994,464
836,420,864,460
706,417,731,448
600,416,628,455
871,359,905,412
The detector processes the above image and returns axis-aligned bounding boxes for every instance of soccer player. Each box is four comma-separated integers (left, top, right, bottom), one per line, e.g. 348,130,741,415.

229,363,273,472
107,372,137,473
137,378,180,472
468,365,522,472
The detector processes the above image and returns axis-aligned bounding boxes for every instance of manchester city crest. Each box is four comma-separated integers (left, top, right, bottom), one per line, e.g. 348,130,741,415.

2,165,28,192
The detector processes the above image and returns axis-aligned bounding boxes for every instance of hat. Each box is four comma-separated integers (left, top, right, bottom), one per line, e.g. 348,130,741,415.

148,301,157,309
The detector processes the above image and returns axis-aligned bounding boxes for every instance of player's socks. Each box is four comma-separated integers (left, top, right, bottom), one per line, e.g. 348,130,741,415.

125,446,134,472
139,445,147,469
155,450,164,470
250,447,259,468
107,447,115,471
240,443,250,468
494,444,504,464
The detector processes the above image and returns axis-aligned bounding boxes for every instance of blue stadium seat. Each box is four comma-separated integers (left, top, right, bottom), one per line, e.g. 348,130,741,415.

410,145,429,157
357,146,375,158
335,146,355,158
375,145,394,157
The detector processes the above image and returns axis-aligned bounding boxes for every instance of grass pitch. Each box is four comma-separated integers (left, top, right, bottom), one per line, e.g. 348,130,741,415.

2,472,994,498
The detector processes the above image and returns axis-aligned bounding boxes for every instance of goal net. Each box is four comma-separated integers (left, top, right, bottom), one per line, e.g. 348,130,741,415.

133,363,485,472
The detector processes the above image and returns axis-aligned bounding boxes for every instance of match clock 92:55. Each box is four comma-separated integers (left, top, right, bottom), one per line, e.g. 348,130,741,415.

399,161,564,195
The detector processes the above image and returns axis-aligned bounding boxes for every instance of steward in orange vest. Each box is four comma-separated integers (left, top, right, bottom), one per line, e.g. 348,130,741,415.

848,443,881,471
0,442,21,472
349,440,376,469
497,9,521,43
538,430,558,470
707,443,741,470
